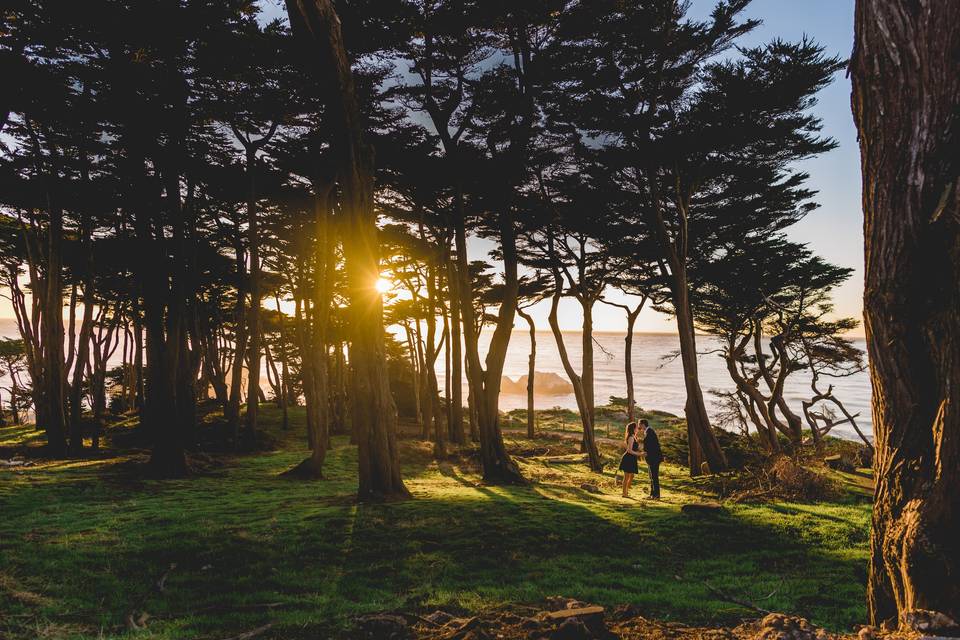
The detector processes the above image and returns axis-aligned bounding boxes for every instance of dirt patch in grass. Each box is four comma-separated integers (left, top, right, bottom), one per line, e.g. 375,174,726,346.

361,599,869,640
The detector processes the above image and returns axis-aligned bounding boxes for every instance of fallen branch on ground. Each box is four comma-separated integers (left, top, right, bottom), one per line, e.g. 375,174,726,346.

702,581,772,615
219,623,273,640
397,611,443,628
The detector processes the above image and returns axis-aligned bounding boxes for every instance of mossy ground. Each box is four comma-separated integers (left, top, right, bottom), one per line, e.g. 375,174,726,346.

0,405,872,639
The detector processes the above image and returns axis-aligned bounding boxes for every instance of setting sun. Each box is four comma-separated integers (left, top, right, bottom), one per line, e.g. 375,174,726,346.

375,277,392,294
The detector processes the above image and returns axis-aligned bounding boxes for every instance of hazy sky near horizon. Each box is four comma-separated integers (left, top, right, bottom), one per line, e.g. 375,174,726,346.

0,1,863,336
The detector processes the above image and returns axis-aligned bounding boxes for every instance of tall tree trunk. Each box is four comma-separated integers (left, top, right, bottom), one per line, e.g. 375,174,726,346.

672,270,727,475
35,153,67,457
424,264,446,456
286,184,334,478
516,308,536,438
226,218,247,438
287,0,408,500
613,300,645,422
645,167,727,475
235,122,278,450
851,1,960,628
404,323,423,433
132,302,145,412
274,294,290,431
547,273,603,472
453,204,523,484
447,258,464,444
243,146,262,450
68,270,95,454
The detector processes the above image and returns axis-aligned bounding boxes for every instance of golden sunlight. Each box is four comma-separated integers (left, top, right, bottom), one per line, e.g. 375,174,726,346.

375,277,393,294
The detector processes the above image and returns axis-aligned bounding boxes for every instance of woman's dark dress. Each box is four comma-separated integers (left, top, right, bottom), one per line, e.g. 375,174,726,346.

618,437,640,473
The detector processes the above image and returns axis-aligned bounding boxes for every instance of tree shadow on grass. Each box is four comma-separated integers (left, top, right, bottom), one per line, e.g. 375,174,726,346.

0,439,868,639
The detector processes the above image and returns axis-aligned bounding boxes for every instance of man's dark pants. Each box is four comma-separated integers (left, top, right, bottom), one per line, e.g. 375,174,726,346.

647,458,661,498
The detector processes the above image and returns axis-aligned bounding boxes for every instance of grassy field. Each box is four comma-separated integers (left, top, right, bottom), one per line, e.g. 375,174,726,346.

0,406,872,639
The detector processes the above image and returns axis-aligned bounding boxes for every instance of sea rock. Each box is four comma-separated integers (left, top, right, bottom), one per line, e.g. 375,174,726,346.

501,372,574,396
754,614,819,640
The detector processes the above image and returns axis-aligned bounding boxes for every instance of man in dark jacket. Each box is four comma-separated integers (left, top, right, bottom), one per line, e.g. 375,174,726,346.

640,419,663,499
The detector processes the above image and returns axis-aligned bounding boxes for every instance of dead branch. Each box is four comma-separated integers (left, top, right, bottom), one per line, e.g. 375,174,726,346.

219,623,274,640
702,581,772,615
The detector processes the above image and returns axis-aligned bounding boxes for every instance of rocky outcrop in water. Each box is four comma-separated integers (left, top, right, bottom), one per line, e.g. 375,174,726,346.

500,372,574,396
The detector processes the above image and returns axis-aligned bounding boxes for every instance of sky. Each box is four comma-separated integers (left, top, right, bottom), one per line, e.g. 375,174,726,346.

0,1,863,336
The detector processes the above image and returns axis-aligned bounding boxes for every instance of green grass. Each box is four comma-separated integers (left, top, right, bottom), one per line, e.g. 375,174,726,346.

0,406,871,639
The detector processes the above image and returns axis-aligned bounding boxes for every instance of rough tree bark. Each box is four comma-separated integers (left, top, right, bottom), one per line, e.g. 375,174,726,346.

286,0,409,499
851,0,960,628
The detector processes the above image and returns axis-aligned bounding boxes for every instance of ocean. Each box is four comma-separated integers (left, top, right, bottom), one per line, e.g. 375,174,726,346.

0,318,873,441
476,330,873,442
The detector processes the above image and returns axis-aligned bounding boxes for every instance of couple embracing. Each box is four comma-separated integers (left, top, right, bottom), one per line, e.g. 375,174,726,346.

618,419,662,499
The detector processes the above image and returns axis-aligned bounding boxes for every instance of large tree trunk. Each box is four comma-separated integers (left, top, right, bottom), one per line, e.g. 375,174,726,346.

672,269,727,475
243,146,262,450
287,0,408,500
851,1,960,628
453,206,524,484
39,172,67,457
286,185,334,478
645,166,727,476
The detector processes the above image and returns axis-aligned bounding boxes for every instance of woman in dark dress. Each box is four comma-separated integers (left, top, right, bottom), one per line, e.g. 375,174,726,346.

618,422,642,497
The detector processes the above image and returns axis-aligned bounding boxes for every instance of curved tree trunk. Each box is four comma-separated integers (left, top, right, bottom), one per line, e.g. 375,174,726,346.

454,208,524,484
852,0,960,628
516,308,536,438
548,293,603,472
673,277,727,475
